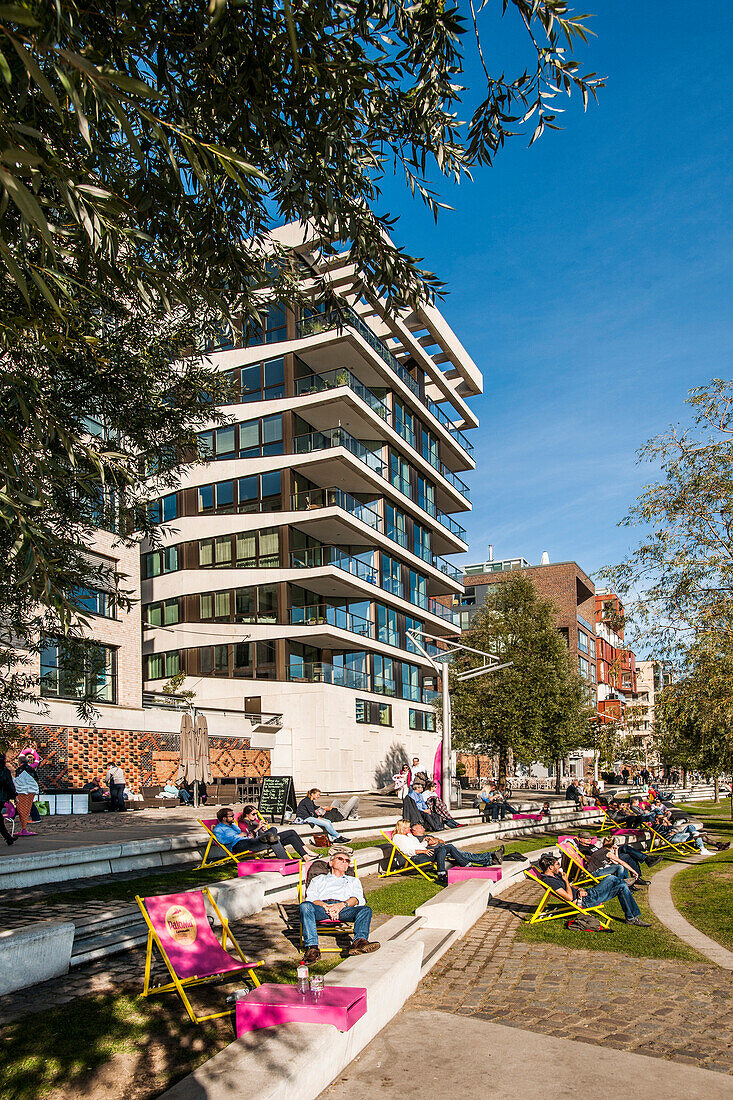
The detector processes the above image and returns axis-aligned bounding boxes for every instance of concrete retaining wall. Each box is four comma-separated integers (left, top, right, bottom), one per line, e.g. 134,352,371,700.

159,939,425,1100
0,920,75,995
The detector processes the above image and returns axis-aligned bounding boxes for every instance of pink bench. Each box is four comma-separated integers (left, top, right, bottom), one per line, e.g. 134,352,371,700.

235,983,367,1035
511,813,543,822
237,858,303,877
578,807,598,813
446,866,502,884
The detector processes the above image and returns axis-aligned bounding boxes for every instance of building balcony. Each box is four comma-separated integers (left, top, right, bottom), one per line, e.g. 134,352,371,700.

289,603,375,640
290,486,466,560
294,365,390,422
292,429,469,536
295,306,474,460
286,660,369,692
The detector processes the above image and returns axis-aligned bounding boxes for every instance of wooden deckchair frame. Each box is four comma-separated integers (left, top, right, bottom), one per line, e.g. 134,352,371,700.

523,868,612,928
378,830,438,882
297,857,361,954
136,886,262,1024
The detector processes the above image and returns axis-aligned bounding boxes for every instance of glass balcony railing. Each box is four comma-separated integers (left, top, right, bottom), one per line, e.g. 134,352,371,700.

428,597,458,624
290,546,379,585
291,487,381,531
289,603,375,639
294,367,389,421
413,542,463,583
295,306,474,458
293,427,387,478
373,676,397,697
286,660,369,691
293,429,467,542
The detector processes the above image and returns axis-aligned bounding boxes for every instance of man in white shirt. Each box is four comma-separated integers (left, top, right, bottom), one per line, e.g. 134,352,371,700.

391,820,504,882
300,848,380,962
105,763,126,812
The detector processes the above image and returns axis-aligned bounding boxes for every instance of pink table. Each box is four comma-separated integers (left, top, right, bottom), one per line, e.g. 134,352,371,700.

447,866,502,884
579,807,598,813
237,858,302,877
235,983,367,1035
512,813,543,821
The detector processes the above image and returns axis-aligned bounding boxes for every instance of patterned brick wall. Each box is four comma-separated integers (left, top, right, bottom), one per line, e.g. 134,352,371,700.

5,724,271,791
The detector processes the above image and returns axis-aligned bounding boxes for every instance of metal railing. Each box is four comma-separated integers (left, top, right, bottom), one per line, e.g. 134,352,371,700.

295,306,474,458
291,487,381,531
294,366,389,421
289,545,379,585
286,660,369,691
293,427,387,478
289,603,375,639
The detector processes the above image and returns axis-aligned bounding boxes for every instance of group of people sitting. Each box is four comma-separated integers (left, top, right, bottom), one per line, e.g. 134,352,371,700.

477,782,518,822
391,817,505,883
602,798,729,853
401,776,459,831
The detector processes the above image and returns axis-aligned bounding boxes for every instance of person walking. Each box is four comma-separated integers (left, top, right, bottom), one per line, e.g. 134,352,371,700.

14,750,41,835
0,753,17,845
105,762,127,812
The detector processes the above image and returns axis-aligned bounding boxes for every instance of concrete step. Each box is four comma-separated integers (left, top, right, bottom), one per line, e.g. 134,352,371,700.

406,925,457,977
71,924,149,966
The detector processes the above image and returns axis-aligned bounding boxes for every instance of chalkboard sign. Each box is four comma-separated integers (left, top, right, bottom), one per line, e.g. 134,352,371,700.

258,775,297,824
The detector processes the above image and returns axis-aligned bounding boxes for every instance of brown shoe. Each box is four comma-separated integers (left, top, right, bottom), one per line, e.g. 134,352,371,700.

303,946,321,963
348,939,380,955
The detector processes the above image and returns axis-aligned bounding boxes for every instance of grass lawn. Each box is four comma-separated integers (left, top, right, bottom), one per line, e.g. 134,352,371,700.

0,957,341,1100
515,856,707,964
671,848,733,952
365,875,443,914
675,801,733,831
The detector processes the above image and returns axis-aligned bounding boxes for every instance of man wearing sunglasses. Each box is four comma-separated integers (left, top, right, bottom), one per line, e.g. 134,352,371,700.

300,847,380,963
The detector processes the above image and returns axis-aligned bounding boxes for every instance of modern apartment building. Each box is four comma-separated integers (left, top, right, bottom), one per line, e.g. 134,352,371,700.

140,223,482,791
594,590,637,725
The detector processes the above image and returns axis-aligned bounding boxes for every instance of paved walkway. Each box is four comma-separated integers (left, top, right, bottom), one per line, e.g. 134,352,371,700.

648,856,733,970
325,879,733,1090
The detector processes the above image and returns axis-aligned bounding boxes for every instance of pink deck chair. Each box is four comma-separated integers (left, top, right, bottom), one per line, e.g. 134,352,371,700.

136,887,262,1023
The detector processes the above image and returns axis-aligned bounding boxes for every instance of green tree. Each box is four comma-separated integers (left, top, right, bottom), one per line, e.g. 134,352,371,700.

448,575,593,785
601,379,733,658
656,642,733,814
0,0,602,608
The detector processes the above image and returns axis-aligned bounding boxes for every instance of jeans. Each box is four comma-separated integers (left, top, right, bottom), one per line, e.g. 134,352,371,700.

331,796,359,819
232,832,307,859
489,803,508,821
299,902,372,947
433,843,498,874
580,874,640,919
617,845,649,876
178,791,192,804
594,863,631,882
109,783,126,812
670,828,703,851
297,816,340,839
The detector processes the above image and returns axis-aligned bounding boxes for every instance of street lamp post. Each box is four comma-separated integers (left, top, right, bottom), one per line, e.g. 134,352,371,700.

407,628,512,807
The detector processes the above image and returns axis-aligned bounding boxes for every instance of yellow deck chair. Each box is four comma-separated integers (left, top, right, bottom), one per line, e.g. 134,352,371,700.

557,838,603,886
378,830,438,882
297,856,361,954
646,824,699,856
136,887,262,1024
523,868,612,928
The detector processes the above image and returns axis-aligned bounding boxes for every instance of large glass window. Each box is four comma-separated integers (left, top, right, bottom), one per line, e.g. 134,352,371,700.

41,640,117,702
578,630,589,654
238,356,285,402
384,502,407,548
376,604,399,647
239,414,284,458
401,661,420,702
409,709,435,732
143,546,178,578
145,599,179,627
355,700,393,726
70,586,116,619
382,553,403,599
416,475,436,517
421,427,439,469
389,452,411,497
409,569,428,610
579,655,590,678
235,527,280,568
373,654,395,696
413,521,430,563
405,615,423,653
394,400,416,448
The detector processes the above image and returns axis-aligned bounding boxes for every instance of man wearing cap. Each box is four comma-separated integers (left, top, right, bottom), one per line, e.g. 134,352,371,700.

299,847,380,963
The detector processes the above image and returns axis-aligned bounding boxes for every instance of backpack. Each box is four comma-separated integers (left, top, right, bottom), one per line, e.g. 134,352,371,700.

566,913,612,932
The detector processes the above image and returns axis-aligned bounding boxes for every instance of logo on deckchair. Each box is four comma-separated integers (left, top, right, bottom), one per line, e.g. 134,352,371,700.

164,904,198,947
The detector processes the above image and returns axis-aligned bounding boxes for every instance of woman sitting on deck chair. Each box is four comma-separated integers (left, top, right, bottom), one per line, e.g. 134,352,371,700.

236,806,320,860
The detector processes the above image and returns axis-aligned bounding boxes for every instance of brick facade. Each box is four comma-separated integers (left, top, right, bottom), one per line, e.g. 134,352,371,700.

5,724,271,791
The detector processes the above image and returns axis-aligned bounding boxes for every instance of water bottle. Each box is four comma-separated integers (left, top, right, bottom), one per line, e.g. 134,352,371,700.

297,962,309,995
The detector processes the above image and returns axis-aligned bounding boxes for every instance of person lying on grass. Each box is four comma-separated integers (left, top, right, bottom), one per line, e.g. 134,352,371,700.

390,819,504,884
535,852,651,926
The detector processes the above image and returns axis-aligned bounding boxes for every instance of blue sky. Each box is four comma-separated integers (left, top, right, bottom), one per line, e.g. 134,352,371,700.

379,0,732,578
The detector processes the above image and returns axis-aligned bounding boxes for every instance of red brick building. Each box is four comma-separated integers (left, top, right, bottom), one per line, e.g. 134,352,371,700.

594,590,637,724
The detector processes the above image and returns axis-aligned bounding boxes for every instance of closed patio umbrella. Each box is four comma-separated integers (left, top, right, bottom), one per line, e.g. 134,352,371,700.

177,712,197,784
194,713,213,789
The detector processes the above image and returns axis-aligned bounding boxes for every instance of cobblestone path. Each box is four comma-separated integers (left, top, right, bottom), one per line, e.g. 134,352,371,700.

412,880,733,1076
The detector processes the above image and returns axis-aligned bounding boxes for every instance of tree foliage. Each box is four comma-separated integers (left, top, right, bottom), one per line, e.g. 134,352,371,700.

0,0,602,724
655,640,733,811
448,575,593,781
601,380,733,660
